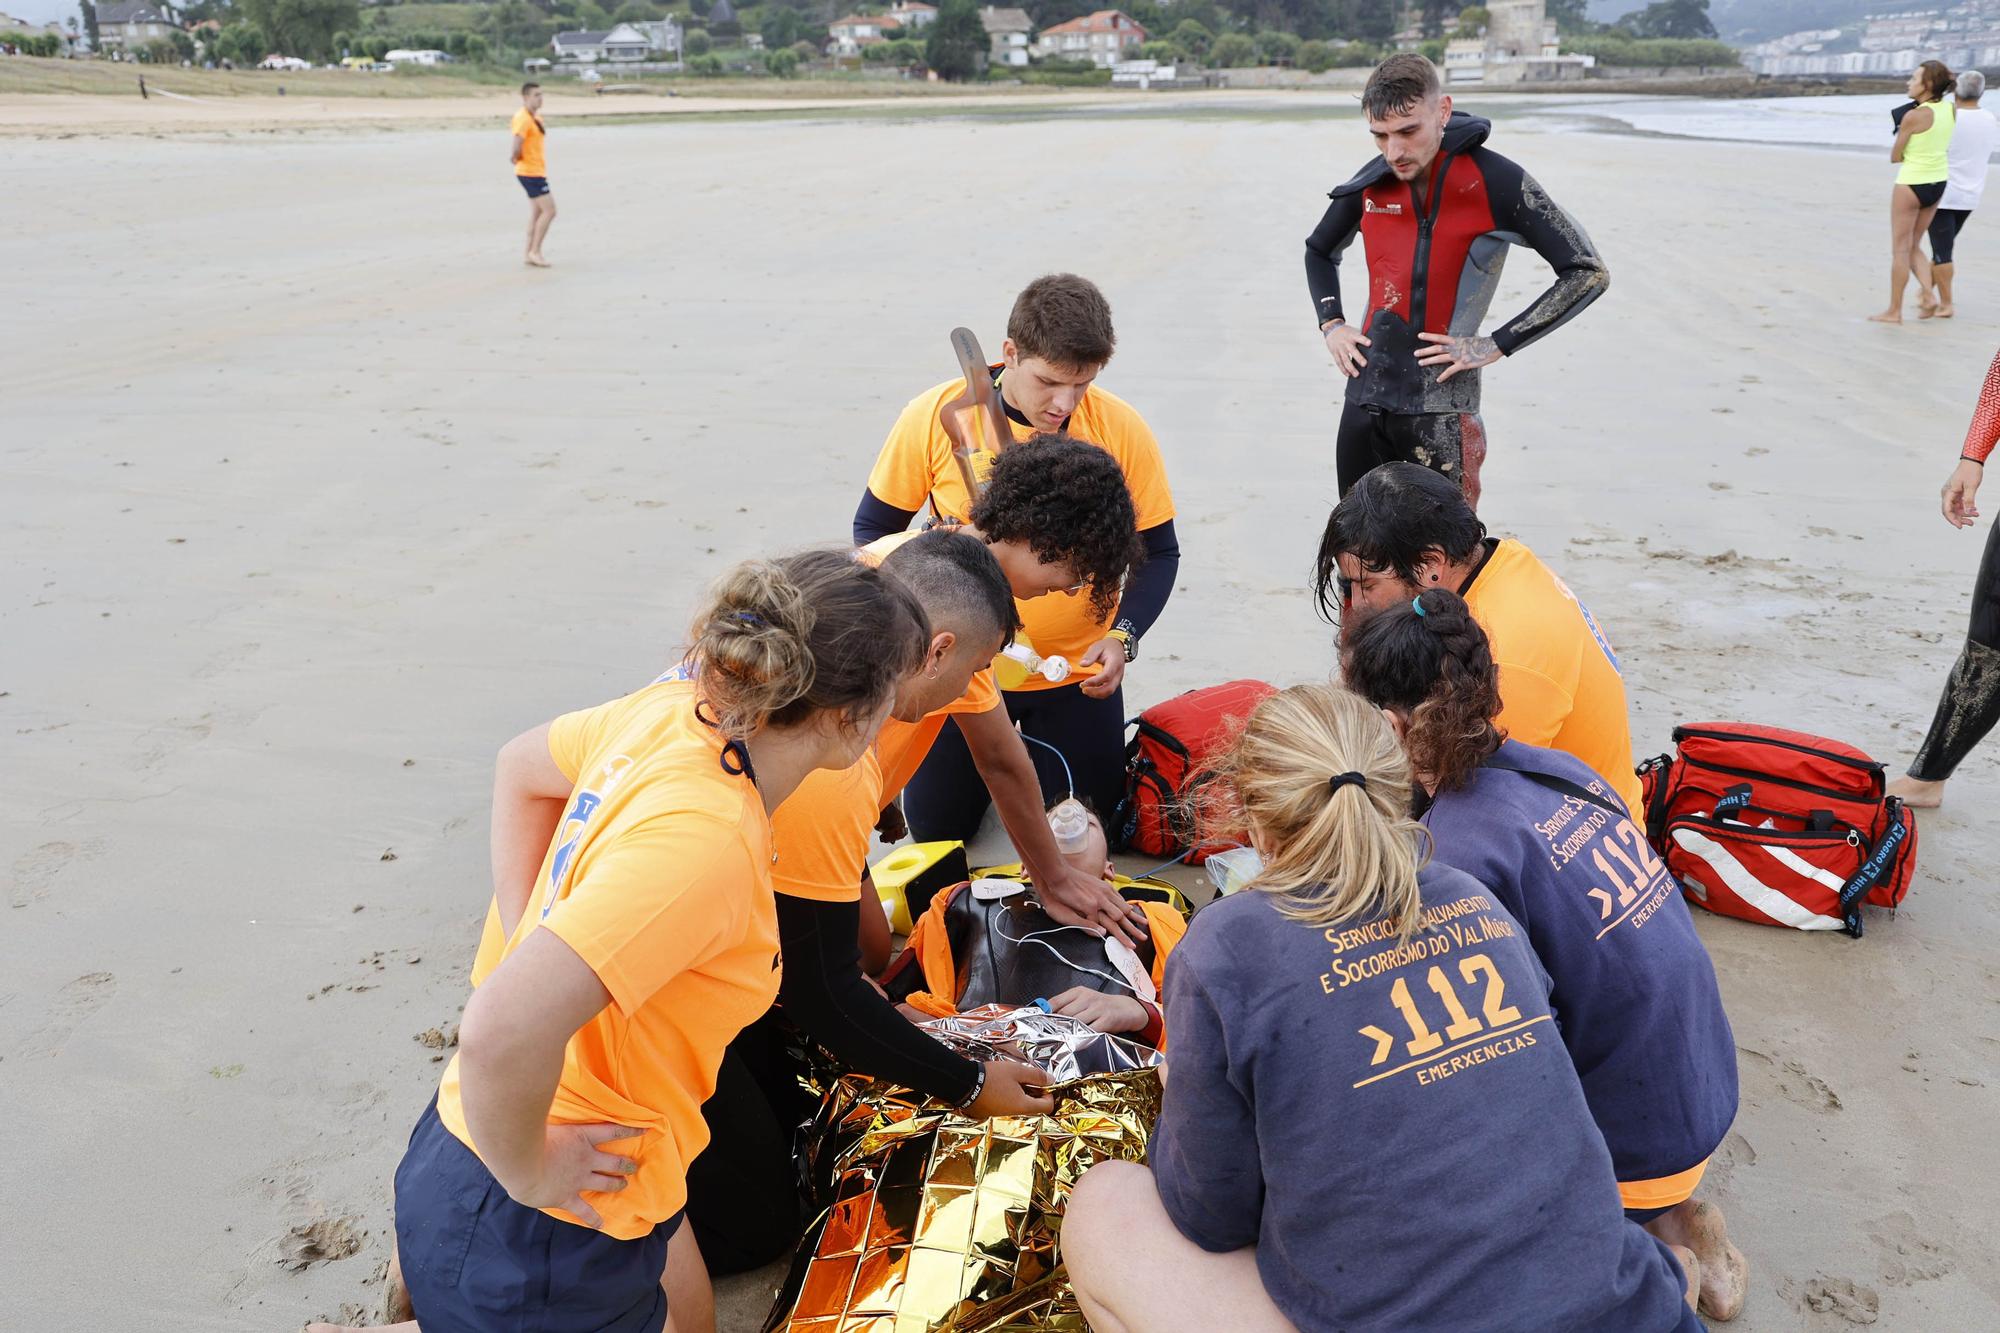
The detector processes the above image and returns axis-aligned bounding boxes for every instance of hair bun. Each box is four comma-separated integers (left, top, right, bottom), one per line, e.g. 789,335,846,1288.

692,560,818,737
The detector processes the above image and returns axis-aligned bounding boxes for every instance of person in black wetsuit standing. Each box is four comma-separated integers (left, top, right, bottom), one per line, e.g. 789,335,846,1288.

1306,55,1609,507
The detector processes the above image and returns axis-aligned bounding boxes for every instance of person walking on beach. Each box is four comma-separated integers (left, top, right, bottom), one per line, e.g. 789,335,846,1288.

1918,70,1997,318
511,81,555,268
1304,54,1608,508
1872,60,1956,324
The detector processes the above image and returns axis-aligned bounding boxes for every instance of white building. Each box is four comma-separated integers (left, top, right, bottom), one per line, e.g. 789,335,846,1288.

384,48,451,66
550,23,655,63
630,18,682,56
828,12,900,56
885,1,937,28
1439,0,1591,85
1033,9,1146,68
981,5,1032,67
92,1,179,57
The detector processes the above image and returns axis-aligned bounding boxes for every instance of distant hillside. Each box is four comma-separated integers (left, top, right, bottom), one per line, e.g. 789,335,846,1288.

1585,0,1876,45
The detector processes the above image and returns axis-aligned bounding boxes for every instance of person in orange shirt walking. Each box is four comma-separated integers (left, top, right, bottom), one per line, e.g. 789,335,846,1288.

511,81,555,268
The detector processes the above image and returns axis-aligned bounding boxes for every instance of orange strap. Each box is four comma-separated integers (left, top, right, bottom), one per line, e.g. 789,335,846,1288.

899,880,969,1019
1617,1158,1708,1212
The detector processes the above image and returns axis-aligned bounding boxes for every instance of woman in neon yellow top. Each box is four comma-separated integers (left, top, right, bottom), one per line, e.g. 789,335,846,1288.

1873,61,1958,324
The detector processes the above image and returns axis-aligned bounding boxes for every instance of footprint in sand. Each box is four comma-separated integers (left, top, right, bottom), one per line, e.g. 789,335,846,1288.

1703,1130,1757,1191
278,1215,364,1272
1738,1047,1842,1112
1868,1211,1955,1287
1793,1276,1880,1324
13,971,116,1058
9,838,99,909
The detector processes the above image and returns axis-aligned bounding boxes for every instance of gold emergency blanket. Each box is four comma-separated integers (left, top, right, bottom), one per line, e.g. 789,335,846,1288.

765,1005,1165,1333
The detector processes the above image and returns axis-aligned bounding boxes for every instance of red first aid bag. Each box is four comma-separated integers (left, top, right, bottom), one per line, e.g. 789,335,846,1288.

1116,680,1276,862
1637,722,1917,937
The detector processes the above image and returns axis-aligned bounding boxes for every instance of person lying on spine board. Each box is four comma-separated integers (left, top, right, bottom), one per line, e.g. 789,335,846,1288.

884,801,1187,1047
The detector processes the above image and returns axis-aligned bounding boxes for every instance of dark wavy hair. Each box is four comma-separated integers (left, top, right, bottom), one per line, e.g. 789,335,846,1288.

1339,587,1503,793
969,433,1142,620
1313,462,1486,622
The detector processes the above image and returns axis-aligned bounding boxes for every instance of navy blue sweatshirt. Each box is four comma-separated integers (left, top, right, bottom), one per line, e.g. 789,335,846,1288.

1424,740,1738,1183
1151,862,1695,1332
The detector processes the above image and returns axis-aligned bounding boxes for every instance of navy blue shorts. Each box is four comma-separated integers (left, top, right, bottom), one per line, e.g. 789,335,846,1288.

518,175,550,199
393,1099,677,1333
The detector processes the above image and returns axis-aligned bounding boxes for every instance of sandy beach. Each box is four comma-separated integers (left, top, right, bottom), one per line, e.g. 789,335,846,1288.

4,89,1998,1330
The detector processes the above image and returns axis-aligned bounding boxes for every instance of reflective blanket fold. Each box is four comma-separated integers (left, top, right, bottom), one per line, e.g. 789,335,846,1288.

765,1005,1164,1333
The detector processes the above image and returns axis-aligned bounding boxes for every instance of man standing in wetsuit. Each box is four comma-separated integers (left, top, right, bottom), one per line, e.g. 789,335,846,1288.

1306,54,1609,506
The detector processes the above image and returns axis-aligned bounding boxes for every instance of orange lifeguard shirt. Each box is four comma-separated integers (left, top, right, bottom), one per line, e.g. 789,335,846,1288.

510,107,546,177
856,529,1002,800
437,679,779,1240
865,373,1174,690
1462,539,1645,819
766,531,1006,901
770,751,885,905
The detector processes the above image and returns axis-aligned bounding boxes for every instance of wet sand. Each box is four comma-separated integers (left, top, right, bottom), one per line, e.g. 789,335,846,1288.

3,96,1998,1330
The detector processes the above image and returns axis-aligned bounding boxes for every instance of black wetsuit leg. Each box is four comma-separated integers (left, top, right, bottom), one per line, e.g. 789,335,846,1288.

903,682,1129,844
1910,517,2000,780
683,1012,813,1275
1336,404,1489,508
1336,402,1397,496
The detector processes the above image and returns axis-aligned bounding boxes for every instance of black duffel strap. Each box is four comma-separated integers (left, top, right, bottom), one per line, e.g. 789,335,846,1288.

1837,797,1911,921
1480,751,1630,822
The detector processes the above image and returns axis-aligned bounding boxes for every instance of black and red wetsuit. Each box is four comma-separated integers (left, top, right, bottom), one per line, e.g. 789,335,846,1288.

1304,111,1608,503
1910,348,2000,781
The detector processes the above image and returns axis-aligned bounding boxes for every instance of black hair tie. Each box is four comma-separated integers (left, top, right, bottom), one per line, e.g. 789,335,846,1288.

1328,771,1368,795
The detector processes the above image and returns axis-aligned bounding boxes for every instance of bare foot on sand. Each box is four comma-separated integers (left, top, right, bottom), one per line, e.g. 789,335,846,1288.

1672,1240,1704,1312
526,253,552,268
1886,774,1945,808
1937,304,1956,318
1868,310,1904,323
1918,295,1939,318
1651,1199,1748,1321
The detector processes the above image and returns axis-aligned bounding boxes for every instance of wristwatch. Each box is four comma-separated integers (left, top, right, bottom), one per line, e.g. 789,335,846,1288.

1107,623,1137,662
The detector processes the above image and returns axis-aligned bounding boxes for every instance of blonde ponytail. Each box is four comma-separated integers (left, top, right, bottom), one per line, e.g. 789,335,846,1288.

1212,683,1430,945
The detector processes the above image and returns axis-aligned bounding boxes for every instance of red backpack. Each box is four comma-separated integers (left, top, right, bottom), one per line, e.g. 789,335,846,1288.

1637,722,1917,937
1116,680,1276,863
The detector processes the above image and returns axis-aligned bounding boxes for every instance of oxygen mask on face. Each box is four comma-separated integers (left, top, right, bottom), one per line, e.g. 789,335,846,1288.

1204,846,1264,896
1048,798,1092,854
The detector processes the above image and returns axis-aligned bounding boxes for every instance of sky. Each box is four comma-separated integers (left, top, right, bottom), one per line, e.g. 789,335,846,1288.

5,0,81,28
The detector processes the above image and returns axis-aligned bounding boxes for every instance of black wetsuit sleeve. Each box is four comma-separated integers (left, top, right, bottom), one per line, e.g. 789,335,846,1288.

1478,150,1610,357
853,489,919,545
1304,191,1366,329
775,892,981,1104
1114,520,1180,643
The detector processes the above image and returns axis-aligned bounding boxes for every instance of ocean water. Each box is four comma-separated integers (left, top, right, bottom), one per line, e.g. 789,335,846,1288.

1498,93,1918,152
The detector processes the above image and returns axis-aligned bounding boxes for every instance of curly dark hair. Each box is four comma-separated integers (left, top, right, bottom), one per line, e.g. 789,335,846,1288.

968,433,1142,621
1339,587,1503,793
